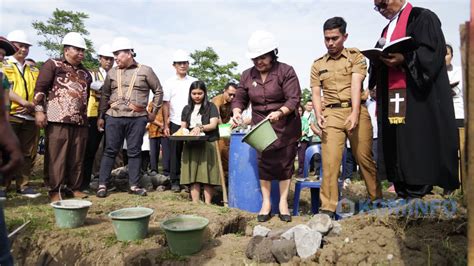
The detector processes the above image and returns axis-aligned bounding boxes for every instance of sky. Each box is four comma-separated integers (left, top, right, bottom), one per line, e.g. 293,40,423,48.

1,0,470,89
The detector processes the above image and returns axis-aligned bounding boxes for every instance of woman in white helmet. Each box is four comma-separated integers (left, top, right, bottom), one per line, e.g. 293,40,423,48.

232,30,301,222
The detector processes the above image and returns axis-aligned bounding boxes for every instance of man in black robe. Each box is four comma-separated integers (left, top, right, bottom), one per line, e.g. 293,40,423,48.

369,0,459,198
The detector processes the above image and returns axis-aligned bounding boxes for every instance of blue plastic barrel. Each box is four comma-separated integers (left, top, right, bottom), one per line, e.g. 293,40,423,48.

228,133,280,214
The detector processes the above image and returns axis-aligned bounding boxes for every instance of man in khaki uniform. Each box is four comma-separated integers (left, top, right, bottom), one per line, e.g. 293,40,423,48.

310,17,382,218
211,82,237,177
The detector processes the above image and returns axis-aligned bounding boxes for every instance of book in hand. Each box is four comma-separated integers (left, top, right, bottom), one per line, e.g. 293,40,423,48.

361,36,417,61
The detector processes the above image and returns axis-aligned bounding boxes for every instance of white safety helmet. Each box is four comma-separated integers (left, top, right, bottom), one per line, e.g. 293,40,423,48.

7,30,32,46
97,44,113,57
246,30,278,59
111,37,134,53
172,49,190,62
62,32,87,49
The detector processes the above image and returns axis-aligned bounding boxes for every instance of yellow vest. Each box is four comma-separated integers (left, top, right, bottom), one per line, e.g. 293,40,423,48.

2,59,39,114
87,69,106,117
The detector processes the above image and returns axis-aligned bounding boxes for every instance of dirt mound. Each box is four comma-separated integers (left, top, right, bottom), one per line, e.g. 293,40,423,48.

6,180,467,265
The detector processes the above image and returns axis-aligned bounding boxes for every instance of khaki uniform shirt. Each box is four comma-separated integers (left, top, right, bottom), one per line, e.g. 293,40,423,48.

310,48,367,105
99,62,163,118
211,93,232,123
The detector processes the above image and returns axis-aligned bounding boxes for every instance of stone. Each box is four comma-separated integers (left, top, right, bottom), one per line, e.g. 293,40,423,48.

245,225,253,237
139,174,154,191
307,213,333,234
387,254,394,260
271,239,297,263
253,225,271,237
281,224,310,240
111,166,128,179
294,226,322,259
245,236,275,263
329,220,342,236
267,227,290,240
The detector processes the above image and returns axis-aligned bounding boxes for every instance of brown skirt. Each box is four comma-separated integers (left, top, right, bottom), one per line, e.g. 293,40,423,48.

258,144,297,181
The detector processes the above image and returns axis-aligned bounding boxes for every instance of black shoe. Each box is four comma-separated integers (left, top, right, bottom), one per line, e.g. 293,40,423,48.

96,187,107,198
278,214,292,222
257,212,272,222
171,184,180,193
319,209,335,219
129,187,147,196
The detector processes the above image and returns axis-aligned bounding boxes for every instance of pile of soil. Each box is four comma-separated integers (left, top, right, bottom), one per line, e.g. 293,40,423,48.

5,162,467,265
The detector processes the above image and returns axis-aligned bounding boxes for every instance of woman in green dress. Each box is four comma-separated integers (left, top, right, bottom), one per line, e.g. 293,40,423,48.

180,80,220,204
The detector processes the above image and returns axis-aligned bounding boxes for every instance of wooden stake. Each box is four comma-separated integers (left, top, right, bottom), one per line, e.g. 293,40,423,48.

465,3,474,263
215,140,228,207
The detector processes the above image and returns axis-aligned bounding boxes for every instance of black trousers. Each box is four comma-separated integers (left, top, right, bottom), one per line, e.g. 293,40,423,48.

82,117,103,190
169,122,184,184
150,137,170,175
99,115,147,187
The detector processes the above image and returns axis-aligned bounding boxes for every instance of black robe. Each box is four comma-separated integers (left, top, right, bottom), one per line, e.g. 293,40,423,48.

369,7,460,192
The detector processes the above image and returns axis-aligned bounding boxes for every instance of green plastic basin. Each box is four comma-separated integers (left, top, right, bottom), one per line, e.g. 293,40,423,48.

51,200,92,228
242,118,277,152
161,215,209,256
108,207,154,241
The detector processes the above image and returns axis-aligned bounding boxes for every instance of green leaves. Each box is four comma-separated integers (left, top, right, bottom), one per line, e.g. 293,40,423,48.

32,8,99,69
188,47,240,98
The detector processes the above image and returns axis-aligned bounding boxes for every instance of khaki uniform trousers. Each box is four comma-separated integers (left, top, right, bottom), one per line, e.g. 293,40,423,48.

217,138,230,177
320,105,382,212
6,117,39,190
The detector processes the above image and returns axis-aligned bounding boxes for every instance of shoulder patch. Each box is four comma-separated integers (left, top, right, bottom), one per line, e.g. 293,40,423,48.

314,55,325,63
348,48,361,54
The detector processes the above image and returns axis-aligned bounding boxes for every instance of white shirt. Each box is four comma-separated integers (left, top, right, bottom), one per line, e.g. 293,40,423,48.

8,56,26,74
189,104,202,128
366,97,378,139
302,111,314,138
448,65,464,119
162,74,197,125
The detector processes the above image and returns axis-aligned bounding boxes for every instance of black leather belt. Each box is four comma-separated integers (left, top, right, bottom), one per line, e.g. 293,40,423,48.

326,100,366,108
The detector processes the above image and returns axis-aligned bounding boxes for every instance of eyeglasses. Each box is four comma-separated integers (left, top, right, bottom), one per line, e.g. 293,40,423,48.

70,46,85,53
174,61,188,65
373,0,388,12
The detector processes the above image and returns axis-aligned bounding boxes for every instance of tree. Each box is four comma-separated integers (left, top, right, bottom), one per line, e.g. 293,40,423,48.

188,47,240,98
301,88,312,104
32,8,98,69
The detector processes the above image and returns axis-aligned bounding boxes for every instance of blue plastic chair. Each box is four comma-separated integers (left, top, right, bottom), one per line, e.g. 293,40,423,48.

292,144,346,216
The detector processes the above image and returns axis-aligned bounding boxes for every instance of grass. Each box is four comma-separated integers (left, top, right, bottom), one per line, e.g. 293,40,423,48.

104,234,120,248
156,249,188,262
5,203,54,236
441,237,468,265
